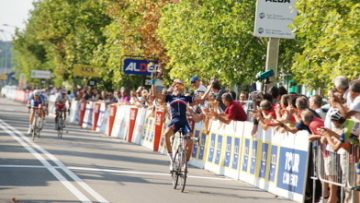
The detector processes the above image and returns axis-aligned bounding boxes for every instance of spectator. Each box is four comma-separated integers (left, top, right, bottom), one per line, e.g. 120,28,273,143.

309,95,326,119
256,99,277,129
333,76,350,106
211,80,226,112
191,76,207,96
320,110,359,203
346,79,360,121
210,92,247,124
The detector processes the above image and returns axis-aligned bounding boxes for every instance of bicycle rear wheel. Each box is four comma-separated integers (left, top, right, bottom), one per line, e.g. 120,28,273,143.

172,151,180,189
179,149,187,192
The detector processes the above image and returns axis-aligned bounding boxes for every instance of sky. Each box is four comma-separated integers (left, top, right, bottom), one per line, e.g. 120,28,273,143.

0,0,35,40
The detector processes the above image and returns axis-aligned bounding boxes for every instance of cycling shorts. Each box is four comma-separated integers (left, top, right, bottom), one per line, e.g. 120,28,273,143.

168,119,191,136
56,103,66,112
357,162,360,175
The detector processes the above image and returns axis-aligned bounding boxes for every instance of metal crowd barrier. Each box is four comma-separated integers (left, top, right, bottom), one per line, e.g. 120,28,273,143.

314,144,359,203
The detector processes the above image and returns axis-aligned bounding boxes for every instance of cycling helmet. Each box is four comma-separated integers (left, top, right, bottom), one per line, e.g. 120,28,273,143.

33,90,41,96
330,109,345,122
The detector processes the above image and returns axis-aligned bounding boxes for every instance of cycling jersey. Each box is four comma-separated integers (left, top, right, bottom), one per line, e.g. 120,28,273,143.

55,94,69,111
30,98,42,108
166,94,193,121
165,94,193,135
55,94,69,104
28,92,46,105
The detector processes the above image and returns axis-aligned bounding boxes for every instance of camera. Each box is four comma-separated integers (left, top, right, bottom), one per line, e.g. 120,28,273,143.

256,69,274,81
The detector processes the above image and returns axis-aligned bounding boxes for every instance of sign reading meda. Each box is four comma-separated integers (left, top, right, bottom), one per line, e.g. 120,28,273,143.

73,65,100,77
254,0,297,39
31,70,52,79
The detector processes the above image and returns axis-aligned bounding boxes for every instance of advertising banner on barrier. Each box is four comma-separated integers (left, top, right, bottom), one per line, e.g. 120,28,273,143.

69,100,79,123
82,102,94,129
106,105,117,136
204,121,238,175
96,103,107,132
141,111,155,150
188,121,209,169
78,100,86,126
132,108,147,144
110,105,130,139
127,107,138,142
237,122,309,202
153,110,165,152
92,103,101,130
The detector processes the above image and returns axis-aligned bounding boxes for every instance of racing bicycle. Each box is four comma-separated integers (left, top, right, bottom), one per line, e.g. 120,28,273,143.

171,128,198,192
55,110,65,139
32,107,42,141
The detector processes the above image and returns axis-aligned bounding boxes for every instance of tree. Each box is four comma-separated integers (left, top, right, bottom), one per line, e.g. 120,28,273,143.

157,0,269,86
291,1,360,90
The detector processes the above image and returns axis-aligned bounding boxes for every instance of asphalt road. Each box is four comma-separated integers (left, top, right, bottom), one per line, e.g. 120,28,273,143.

0,97,295,203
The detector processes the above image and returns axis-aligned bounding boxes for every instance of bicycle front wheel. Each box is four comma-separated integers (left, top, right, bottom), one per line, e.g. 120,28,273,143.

172,151,180,189
57,118,64,139
179,149,187,192
32,117,37,141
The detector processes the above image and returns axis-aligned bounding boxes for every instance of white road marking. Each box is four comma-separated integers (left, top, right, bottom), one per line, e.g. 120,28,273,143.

0,119,109,203
0,122,92,203
0,164,233,181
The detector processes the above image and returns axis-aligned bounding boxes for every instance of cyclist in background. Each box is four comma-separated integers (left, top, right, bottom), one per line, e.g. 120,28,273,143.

27,90,44,134
55,89,71,129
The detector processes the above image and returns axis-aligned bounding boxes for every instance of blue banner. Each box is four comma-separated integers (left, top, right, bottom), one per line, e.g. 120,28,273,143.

242,139,250,172
192,130,200,158
259,143,269,178
224,136,232,167
232,138,240,170
208,133,216,162
215,135,223,165
123,58,158,75
269,145,278,182
199,133,207,160
250,140,258,174
277,147,308,194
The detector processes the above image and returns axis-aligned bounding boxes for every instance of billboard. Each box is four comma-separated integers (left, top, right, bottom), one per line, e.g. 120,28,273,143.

254,0,297,39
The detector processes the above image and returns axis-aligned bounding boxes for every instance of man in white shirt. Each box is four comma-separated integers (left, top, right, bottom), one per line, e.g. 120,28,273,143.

347,79,360,121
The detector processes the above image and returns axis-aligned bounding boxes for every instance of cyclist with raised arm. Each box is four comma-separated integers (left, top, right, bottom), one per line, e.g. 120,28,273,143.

27,90,44,134
152,79,208,171
55,89,71,129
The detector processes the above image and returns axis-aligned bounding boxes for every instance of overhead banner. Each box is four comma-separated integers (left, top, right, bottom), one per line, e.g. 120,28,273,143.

123,58,158,76
31,70,52,79
254,0,297,39
73,65,100,77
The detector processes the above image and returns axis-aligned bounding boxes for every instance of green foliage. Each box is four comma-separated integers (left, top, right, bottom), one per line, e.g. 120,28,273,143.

292,1,360,90
157,0,267,86
12,0,111,87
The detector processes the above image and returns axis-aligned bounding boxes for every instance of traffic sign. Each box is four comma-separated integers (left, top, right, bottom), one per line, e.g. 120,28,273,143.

73,65,100,77
254,0,297,39
123,58,158,76
31,70,52,79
